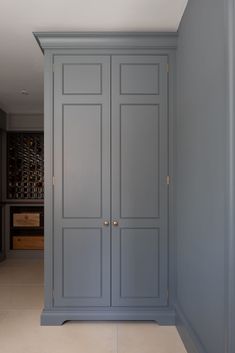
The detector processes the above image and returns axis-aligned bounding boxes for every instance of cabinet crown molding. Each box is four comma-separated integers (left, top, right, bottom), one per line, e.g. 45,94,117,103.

34,32,178,52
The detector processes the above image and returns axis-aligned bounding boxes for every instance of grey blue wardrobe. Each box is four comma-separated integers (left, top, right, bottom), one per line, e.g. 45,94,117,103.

35,32,177,325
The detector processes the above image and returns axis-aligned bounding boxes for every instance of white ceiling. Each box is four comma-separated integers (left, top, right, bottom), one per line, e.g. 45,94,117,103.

0,0,188,114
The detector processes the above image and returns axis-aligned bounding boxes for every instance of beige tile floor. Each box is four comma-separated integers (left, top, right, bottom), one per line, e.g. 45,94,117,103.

0,258,187,353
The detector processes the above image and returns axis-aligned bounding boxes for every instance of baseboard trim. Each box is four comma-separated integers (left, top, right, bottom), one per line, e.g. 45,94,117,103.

175,303,206,353
41,308,176,326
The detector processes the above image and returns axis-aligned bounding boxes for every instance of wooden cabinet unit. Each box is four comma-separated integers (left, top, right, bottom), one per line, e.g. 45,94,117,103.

35,32,176,326
10,206,44,250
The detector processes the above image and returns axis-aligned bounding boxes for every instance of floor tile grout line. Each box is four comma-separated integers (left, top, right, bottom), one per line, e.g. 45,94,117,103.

0,309,43,311
0,309,44,312
116,323,119,353
113,324,118,353
0,284,44,287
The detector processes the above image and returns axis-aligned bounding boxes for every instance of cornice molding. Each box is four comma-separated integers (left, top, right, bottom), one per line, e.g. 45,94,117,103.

34,32,178,52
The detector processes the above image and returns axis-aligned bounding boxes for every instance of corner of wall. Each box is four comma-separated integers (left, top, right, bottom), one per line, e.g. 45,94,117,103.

0,109,7,130
175,302,206,353
175,0,231,352
225,0,235,352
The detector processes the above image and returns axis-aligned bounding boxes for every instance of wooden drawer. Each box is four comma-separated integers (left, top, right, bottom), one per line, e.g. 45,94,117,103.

13,213,40,227
13,236,44,250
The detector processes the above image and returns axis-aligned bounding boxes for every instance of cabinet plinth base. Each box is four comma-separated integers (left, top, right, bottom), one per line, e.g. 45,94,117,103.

40,308,176,326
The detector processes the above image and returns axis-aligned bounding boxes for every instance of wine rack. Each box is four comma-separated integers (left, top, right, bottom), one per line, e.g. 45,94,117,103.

7,132,44,199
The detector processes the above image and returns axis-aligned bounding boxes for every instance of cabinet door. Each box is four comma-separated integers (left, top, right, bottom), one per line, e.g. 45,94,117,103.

53,56,111,307
111,56,168,307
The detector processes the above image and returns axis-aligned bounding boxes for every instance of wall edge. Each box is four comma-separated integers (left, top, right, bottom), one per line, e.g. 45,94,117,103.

225,0,235,352
175,302,207,353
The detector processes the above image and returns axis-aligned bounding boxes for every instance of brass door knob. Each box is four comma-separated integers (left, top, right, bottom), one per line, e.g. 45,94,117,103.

112,221,119,226
103,221,110,226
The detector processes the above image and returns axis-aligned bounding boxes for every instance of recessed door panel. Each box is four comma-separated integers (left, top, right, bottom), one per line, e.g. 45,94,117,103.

120,104,159,218
112,55,168,307
63,228,102,299
120,228,160,300
63,105,102,218
63,63,102,94
53,56,110,307
120,64,159,95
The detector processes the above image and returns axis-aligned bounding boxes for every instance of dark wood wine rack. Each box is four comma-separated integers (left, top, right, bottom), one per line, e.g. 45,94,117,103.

7,132,44,199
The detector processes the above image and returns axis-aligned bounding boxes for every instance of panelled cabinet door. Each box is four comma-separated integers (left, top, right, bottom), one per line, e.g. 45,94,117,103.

53,56,111,307
111,56,168,307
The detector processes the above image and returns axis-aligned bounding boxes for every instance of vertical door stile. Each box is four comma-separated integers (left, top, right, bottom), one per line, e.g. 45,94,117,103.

111,55,169,307
53,56,111,307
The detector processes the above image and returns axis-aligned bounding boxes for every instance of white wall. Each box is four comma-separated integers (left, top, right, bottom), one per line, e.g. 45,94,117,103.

7,114,43,131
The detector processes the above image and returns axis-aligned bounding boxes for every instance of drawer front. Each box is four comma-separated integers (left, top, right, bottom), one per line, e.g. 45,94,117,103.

13,213,40,227
13,236,44,250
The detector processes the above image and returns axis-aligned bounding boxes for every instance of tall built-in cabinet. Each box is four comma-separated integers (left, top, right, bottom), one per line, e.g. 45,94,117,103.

35,33,177,325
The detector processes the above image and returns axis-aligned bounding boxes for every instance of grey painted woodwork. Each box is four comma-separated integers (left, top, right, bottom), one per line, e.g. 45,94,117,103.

63,64,102,94
53,55,111,306
63,105,102,218
54,54,168,308
34,32,178,52
41,308,175,325
226,2,235,352
175,1,235,353
63,228,103,298
34,32,176,325
111,55,168,307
